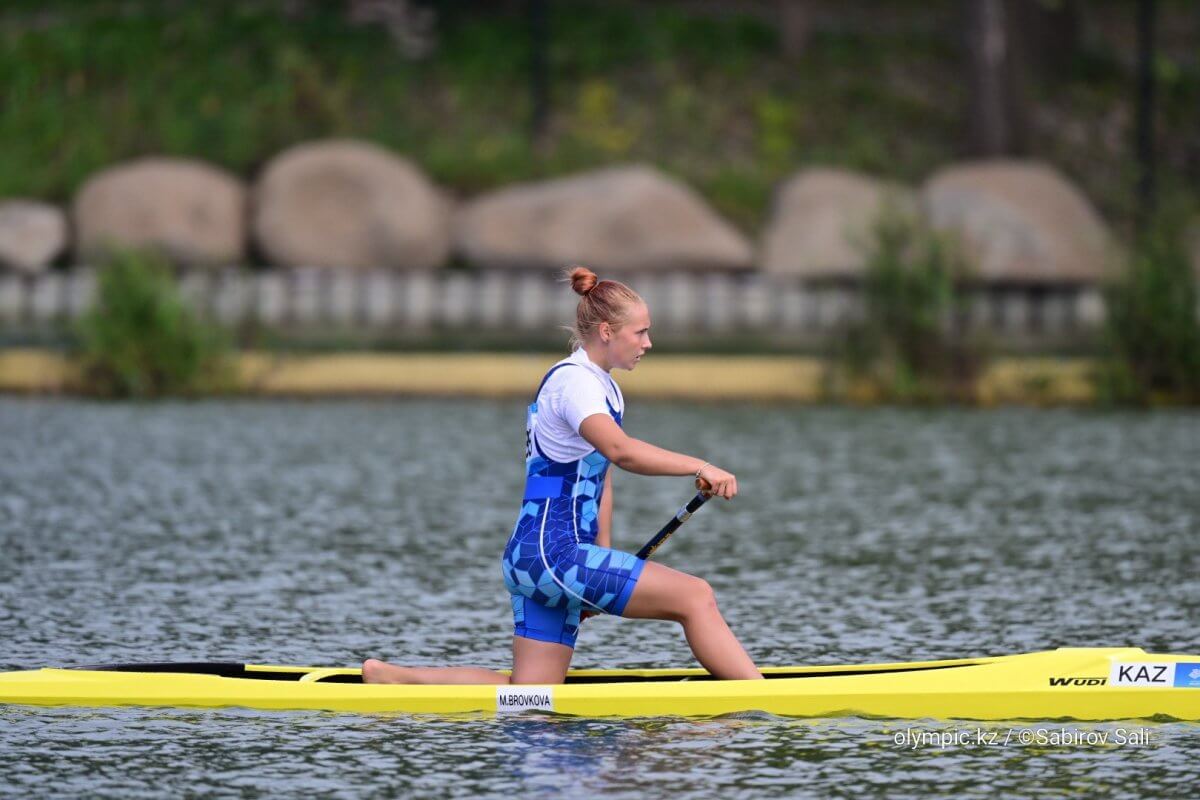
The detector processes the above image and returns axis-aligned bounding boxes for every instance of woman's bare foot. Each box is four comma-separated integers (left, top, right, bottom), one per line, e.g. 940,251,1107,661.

361,659,511,685
362,658,411,684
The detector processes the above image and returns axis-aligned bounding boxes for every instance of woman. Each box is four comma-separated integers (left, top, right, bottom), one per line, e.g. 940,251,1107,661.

364,267,762,684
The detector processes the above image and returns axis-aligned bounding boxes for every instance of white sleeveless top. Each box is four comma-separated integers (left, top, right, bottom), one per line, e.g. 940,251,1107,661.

532,348,625,463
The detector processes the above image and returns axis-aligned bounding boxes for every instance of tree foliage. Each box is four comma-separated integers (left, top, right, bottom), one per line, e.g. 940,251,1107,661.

1100,218,1200,403
835,205,981,402
76,250,231,398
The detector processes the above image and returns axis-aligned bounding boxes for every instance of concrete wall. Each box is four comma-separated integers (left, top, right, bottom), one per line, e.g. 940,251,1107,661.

0,268,1122,350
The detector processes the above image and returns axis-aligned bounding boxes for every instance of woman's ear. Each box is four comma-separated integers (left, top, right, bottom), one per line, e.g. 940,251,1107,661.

598,321,611,343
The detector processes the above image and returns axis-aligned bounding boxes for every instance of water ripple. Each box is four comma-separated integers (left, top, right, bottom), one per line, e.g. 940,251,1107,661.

1,399,1198,797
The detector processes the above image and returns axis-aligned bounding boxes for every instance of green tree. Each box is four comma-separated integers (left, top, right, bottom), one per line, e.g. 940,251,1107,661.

836,205,980,402
1100,219,1200,403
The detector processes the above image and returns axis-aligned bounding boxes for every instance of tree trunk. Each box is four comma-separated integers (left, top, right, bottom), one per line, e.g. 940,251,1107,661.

1135,0,1158,230
964,0,1028,156
1022,0,1082,81
777,0,812,60
528,0,550,147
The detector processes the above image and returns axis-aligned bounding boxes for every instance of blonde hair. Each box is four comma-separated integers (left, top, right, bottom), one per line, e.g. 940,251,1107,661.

565,266,643,350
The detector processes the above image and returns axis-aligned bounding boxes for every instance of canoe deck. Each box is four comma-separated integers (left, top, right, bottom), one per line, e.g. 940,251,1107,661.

2,647,1199,721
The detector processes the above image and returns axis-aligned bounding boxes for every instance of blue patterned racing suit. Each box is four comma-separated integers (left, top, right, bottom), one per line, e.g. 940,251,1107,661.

500,363,646,648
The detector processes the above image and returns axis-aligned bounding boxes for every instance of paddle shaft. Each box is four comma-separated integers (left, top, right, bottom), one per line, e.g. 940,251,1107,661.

636,491,710,560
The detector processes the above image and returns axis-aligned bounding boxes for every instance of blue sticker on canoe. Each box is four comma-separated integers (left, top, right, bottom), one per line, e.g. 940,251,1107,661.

1174,663,1200,688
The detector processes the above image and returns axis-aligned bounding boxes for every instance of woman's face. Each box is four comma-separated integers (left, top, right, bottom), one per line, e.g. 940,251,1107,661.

602,302,652,371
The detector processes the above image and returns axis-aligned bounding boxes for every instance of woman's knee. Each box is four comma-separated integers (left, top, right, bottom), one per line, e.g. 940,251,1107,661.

676,576,719,622
625,564,720,623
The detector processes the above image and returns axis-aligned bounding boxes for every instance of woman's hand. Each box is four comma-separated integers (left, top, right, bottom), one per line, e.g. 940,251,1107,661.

695,464,737,500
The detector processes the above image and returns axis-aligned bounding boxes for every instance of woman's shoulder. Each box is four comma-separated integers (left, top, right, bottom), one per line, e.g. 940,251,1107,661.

540,353,617,400
541,361,592,395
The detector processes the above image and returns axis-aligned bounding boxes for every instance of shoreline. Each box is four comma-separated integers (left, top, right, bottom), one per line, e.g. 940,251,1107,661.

0,348,1104,405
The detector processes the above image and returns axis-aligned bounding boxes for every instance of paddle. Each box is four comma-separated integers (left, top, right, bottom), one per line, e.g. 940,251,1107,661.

636,490,710,560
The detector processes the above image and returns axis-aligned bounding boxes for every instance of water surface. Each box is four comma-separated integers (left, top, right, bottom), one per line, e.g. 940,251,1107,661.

1,399,1197,797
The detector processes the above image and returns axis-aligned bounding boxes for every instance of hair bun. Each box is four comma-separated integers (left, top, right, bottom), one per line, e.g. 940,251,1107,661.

568,265,598,296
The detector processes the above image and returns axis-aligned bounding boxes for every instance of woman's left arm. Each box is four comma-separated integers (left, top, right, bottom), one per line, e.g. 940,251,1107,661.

596,469,613,549
581,470,615,624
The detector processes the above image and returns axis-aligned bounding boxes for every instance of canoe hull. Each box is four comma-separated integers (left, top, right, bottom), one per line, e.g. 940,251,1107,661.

3,648,1199,721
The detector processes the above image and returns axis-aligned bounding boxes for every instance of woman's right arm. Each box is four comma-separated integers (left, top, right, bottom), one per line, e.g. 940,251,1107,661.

579,415,738,499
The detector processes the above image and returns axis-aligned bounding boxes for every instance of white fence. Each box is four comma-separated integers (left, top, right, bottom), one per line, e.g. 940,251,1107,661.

0,268,1112,347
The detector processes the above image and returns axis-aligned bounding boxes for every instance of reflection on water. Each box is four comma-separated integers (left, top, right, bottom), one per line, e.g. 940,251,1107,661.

1,399,1198,797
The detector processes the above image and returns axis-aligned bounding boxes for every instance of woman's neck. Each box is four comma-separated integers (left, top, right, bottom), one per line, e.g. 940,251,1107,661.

582,341,612,372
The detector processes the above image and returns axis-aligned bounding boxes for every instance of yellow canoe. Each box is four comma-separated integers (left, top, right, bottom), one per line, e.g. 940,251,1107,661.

2,647,1199,720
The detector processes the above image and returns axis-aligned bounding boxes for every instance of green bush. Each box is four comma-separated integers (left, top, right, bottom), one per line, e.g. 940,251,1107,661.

1098,219,1200,404
75,250,231,398
834,204,980,401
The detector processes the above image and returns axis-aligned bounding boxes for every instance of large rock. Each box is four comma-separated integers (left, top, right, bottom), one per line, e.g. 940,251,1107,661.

73,158,246,265
922,161,1112,284
453,165,753,272
0,200,68,273
253,140,450,270
760,168,915,279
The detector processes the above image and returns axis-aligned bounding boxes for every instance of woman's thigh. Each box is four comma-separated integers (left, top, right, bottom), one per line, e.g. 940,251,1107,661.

511,635,574,684
620,560,710,622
